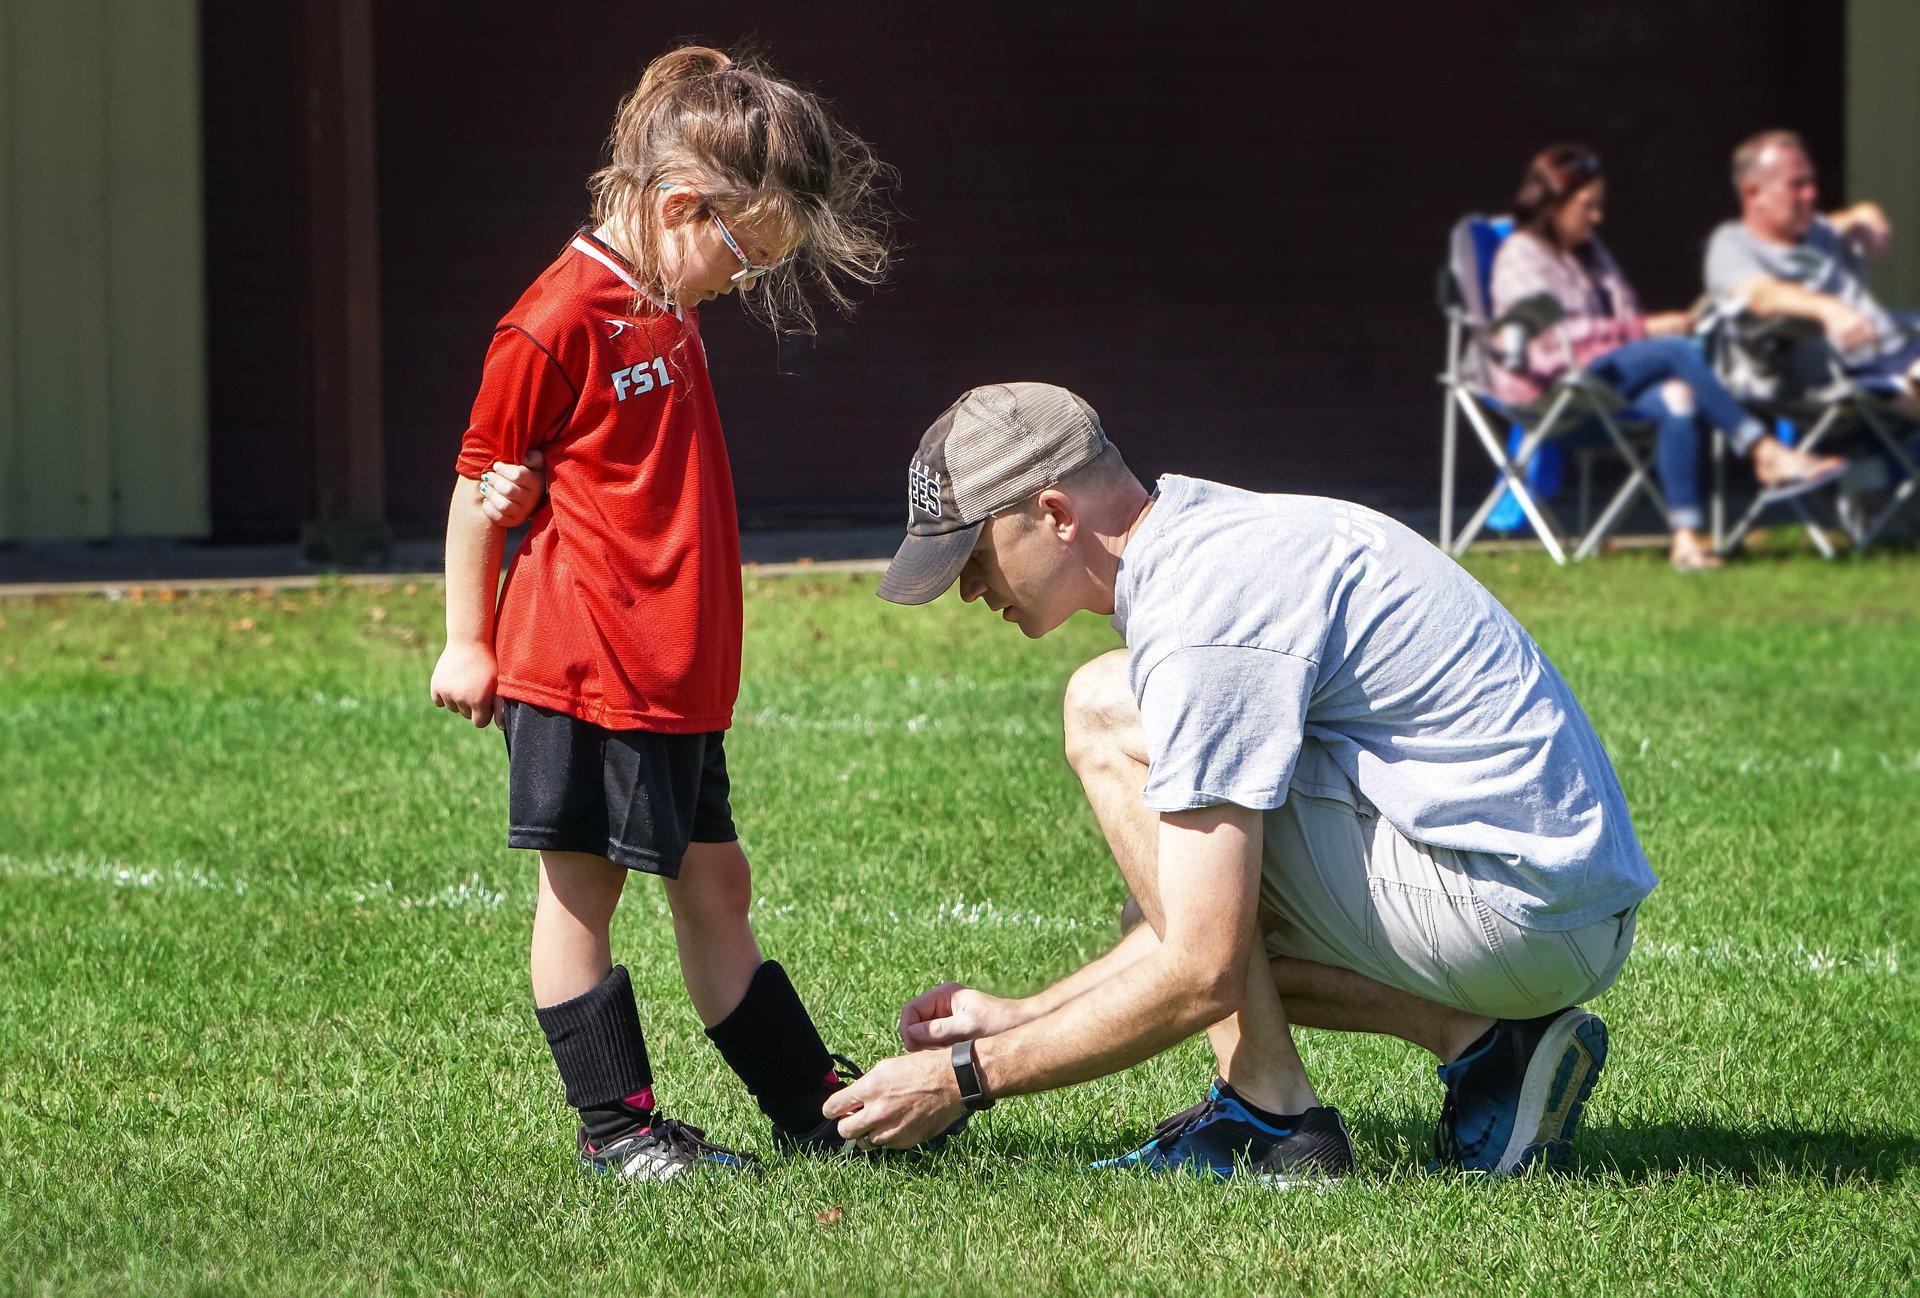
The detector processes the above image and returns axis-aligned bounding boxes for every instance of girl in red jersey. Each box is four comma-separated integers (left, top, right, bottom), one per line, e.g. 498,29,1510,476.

430,46,893,1179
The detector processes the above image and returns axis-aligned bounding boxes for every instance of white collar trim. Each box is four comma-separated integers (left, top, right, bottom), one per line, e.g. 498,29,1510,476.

568,236,678,316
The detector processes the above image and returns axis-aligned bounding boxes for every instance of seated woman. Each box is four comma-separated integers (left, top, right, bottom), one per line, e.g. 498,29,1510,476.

1489,144,1844,570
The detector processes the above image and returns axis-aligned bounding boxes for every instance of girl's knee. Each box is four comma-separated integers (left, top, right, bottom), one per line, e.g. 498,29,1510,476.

667,844,754,925
537,850,626,923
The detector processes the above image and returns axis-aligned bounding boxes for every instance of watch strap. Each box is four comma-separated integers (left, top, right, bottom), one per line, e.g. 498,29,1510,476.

951,1038,995,1111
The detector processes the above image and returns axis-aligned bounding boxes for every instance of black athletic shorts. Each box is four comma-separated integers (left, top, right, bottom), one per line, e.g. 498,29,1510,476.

500,699,737,878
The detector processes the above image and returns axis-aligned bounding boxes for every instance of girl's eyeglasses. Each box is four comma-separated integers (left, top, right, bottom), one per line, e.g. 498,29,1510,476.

711,212,785,284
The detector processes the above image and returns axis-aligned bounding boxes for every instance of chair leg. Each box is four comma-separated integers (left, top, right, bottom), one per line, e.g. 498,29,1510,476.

1718,404,1848,558
1857,476,1918,549
1845,403,1920,550
1451,395,1572,562
1578,450,1594,537
1571,410,1665,562
1791,497,1837,559
1440,388,1459,550
1711,429,1727,552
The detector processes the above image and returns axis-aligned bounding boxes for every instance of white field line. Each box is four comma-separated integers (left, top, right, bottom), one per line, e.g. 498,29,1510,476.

5,687,1916,770
1633,939,1903,977
0,854,515,913
2,855,1908,972
0,857,1077,931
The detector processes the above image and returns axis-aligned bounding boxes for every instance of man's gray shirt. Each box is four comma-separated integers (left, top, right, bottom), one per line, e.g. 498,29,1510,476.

1112,475,1655,932
1704,216,1898,394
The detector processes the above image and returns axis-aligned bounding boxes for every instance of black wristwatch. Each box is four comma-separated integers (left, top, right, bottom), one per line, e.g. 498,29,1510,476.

951,1039,995,1111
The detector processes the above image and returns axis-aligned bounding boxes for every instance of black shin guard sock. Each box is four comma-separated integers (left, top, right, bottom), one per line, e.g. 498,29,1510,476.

705,960,838,1135
535,965,656,1146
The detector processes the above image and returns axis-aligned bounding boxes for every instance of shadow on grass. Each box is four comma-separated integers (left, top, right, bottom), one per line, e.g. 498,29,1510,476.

1572,1121,1920,1184
1361,1113,1920,1185
932,1119,1920,1186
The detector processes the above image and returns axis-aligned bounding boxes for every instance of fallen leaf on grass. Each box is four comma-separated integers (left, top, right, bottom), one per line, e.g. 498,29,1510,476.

816,1207,844,1226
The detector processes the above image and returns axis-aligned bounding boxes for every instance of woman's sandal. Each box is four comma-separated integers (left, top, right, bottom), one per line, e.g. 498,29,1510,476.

1670,545,1724,573
1755,458,1848,503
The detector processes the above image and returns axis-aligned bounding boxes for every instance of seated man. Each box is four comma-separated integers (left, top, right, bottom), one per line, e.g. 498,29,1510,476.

1705,129,1920,419
825,383,1656,1181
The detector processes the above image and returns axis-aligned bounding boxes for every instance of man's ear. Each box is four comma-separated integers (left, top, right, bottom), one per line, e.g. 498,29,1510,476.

1034,488,1078,541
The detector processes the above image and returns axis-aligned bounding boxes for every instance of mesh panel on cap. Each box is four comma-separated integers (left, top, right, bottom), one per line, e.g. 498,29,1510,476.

946,384,1108,521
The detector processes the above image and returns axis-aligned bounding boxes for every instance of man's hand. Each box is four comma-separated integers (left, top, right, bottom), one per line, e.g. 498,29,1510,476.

1821,300,1882,357
822,1048,967,1150
1835,202,1892,261
430,639,501,729
478,448,546,528
898,983,1027,1049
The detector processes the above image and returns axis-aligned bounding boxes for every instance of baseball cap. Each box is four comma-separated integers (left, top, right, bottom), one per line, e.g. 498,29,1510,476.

877,383,1110,605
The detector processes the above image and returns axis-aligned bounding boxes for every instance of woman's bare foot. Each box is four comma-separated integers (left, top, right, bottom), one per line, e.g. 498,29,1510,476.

1670,528,1723,571
1751,436,1846,489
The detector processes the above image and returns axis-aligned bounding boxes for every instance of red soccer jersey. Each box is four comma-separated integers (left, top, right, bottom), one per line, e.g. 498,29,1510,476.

455,234,742,732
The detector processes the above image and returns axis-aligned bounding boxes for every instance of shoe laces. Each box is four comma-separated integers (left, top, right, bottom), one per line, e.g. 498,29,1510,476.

1150,1095,1219,1149
827,1052,866,1085
648,1116,762,1171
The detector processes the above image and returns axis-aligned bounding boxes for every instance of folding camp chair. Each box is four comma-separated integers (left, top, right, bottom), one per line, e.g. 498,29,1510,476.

1706,311,1920,556
1437,215,1667,563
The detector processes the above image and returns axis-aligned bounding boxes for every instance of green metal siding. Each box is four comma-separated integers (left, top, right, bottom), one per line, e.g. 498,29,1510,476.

1849,0,1920,311
1,0,207,542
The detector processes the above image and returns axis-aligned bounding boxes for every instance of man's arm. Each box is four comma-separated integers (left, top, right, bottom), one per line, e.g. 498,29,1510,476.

827,803,1263,1147
1737,275,1881,355
897,921,1160,1049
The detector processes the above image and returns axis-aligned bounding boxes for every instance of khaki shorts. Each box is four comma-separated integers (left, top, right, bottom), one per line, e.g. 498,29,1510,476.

1260,742,1637,1020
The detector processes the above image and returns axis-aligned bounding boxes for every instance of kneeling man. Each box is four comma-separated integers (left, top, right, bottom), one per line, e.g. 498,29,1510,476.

825,383,1655,1180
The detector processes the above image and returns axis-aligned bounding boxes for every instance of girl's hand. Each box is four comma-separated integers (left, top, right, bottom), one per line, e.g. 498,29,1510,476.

897,983,1026,1050
431,640,501,728
479,449,546,528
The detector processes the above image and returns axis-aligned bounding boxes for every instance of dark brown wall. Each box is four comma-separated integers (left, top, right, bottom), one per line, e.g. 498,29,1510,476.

202,1,1845,538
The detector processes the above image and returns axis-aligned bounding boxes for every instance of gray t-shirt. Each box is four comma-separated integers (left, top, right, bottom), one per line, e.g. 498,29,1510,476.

1112,475,1655,932
1704,217,1898,394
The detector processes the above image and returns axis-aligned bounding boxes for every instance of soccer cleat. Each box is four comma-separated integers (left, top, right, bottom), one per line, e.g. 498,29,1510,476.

773,1053,968,1156
1090,1079,1354,1186
578,1116,760,1181
1431,1006,1609,1176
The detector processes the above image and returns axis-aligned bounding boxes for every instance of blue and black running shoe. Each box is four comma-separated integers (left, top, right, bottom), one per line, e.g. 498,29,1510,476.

1431,1006,1608,1176
579,1116,761,1181
1091,1079,1353,1186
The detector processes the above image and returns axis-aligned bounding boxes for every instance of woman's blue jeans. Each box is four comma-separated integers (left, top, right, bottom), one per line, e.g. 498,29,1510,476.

1585,336,1765,531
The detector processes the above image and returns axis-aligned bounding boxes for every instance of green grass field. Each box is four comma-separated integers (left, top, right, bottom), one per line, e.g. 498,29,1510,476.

4,551,1918,1296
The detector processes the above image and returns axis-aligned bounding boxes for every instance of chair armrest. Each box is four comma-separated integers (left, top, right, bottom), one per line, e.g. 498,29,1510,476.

1493,292,1567,335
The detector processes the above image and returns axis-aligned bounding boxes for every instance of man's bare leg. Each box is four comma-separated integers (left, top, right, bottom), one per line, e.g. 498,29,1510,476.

1070,651,1496,1071
1117,907,1492,1065
1272,956,1493,1065
1066,651,1315,1114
